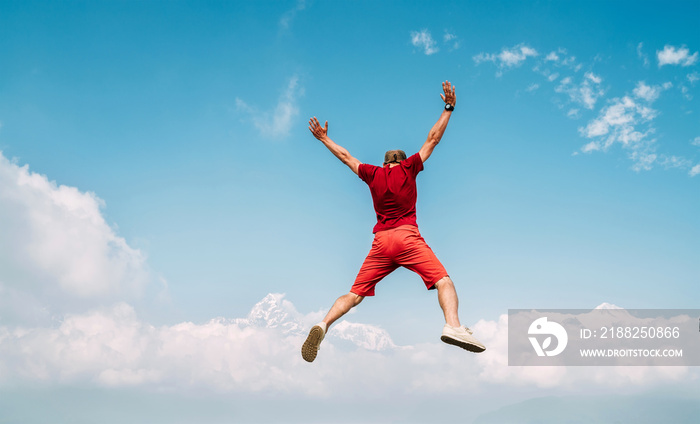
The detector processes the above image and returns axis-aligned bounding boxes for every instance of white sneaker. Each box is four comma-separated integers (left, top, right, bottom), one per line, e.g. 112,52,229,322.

301,323,327,362
441,324,486,353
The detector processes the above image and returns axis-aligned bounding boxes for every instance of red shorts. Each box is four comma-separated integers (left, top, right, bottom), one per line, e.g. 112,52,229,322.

351,225,448,297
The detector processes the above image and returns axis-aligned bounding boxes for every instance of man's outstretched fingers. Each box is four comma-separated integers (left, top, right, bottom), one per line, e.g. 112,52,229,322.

309,117,322,133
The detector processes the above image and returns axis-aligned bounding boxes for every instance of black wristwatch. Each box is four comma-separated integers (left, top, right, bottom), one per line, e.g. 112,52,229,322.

444,103,455,112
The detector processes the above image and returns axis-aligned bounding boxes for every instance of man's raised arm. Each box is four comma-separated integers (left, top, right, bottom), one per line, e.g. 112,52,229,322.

309,117,361,175
419,81,456,163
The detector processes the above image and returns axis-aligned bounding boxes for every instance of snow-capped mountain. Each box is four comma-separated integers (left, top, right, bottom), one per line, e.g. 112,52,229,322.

594,302,623,310
329,321,397,351
552,302,636,334
237,293,399,351
236,293,305,335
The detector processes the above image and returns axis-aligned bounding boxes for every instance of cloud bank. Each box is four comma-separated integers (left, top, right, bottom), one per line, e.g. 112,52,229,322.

1,292,695,398
0,153,151,325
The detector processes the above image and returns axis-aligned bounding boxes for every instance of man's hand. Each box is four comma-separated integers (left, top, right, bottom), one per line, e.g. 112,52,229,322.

309,117,329,141
419,81,456,163
440,81,456,107
308,116,361,175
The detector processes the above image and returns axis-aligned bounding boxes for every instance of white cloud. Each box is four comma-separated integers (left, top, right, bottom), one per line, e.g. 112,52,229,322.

580,97,655,141
500,45,538,67
632,81,665,102
680,85,693,100
578,96,660,170
545,51,560,62
657,45,699,67
236,75,303,139
576,80,693,173
1,293,697,398
410,29,438,55
637,42,650,67
279,0,306,30
659,155,692,170
330,321,397,350
0,295,420,395
575,93,700,175
555,73,605,110
690,164,700,177
473,43,538,76
585,72,602,84
581,141,600,152
542,48,579,71
472,52,494,64
691,136,700,146
0,152,151,324
443,30,459,50
629,150,658,171
474,43,694,176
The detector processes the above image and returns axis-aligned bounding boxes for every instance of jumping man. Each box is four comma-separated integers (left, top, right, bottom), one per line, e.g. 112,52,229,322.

302,81,485,362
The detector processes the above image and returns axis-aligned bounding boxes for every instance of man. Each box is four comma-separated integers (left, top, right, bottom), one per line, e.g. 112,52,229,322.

302,81,485,363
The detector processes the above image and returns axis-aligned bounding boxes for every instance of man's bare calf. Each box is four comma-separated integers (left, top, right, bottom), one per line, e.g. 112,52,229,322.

323,292,364,328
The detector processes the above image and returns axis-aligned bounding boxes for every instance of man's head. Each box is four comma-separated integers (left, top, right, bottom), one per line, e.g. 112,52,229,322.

384,149,407,165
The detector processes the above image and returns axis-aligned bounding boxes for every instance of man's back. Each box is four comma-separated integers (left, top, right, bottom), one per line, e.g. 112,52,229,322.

357,153,424,233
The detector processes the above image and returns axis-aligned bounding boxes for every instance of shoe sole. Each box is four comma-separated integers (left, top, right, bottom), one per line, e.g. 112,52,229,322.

301,325,325,362
441,335,486,353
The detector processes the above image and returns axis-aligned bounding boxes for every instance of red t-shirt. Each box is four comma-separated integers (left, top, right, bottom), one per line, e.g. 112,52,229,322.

357,153,424,233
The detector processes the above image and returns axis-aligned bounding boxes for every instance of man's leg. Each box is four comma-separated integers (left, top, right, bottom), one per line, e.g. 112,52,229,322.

434,276,460,328
323,292,364,328
302,230,389,363
302,292,364,363
434,276,486,353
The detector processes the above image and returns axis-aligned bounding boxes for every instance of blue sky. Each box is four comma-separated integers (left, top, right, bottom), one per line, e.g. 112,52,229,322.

0,0,699,422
